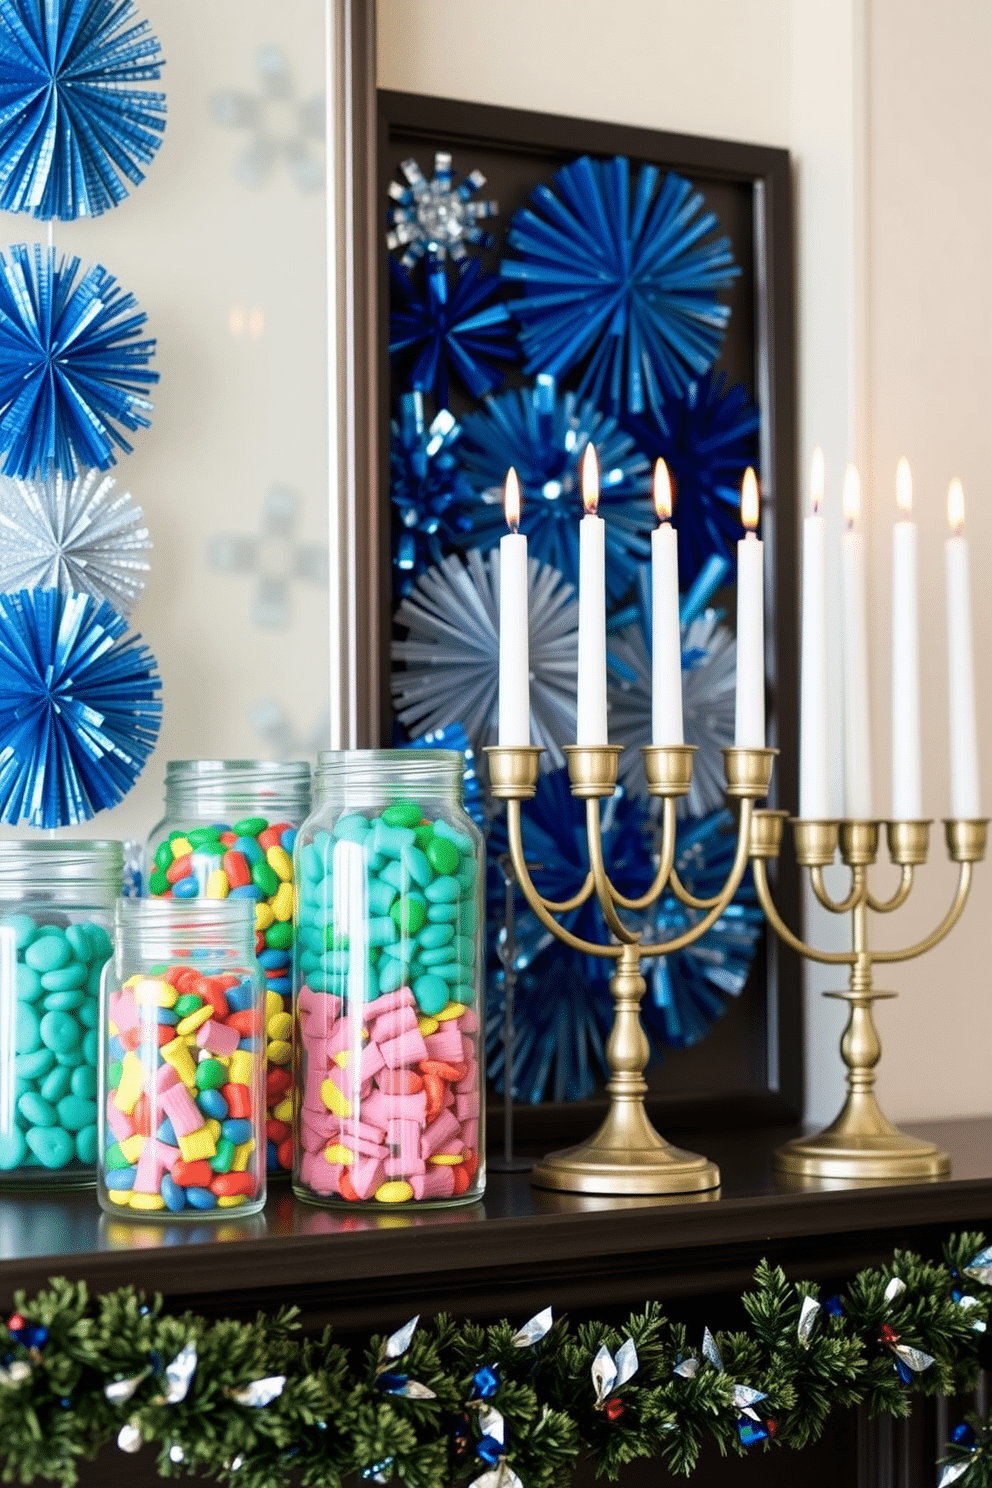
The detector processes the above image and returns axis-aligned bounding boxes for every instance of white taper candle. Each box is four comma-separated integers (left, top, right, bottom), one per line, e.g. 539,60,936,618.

650,458,683,745
734,467,765,748
497,467,530,747
576,444,608,745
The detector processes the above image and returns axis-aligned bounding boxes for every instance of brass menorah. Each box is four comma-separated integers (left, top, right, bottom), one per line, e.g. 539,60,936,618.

750,812,987,1181
486,741,775,1195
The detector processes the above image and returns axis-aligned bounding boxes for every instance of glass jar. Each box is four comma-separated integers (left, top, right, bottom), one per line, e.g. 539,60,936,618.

0,840,121,1187
146,760,311,1176
99,898,266,1219
293,750,485,1208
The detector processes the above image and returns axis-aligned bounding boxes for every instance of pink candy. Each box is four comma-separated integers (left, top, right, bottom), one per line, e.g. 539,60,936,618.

196,1019,240,1057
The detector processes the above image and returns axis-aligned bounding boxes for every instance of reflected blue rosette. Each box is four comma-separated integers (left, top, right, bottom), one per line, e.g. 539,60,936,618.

0,587,162,829
622,371,760,584
0,0,166,220
386,151,498,269
0,245,158,480
487,947,607,1104
459,375,652,603
402,721,486,832
501,155,740,423
390,391,476,593
390,259,517,404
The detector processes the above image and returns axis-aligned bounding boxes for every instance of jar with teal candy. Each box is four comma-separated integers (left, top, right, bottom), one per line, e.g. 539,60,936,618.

293,750,485,1208
145,760,310,1177
0,840,122,1187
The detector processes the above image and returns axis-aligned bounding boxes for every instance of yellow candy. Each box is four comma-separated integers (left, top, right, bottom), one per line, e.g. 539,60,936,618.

122,973,142,988
177,1126,216,1161
266,844,294,882
231,1139,255,1172
228,1050,253,1086
436,1002,466,1022
265,991,284,1021
176,1004,213,1037
375,1180,414,1204
267,1011,292,1042
333,1050,350,1068
170,836,193,858
429,1153,464,1165
113,1052,145,1114
135,977,177,1008
107,1020,119,1037
320,1076,351,1118
161,1038,198,1087
255,902,275,932
129,1192,166,1212
217,1195,246,1208
273,1096,293,1122
118,1133,145,1164
267,1039,292,1066
205,1118,222,1142
271,882,294,922
417,1017,439,1036
324,1143,354,1164
107,1191,132,1208
206,869,230,900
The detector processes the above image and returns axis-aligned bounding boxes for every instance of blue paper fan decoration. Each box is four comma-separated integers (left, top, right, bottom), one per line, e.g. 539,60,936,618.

622,370,760,584
0,0,167,221
487,947,607,1105
501,155,740,423
459,375,653,603
390,258,517,405
390,390,477,594
386,150,498,269
0,587,162,828
401,721,486,832
0,245,158,480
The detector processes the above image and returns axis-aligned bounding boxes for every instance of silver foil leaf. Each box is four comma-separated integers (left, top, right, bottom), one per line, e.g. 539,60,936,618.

964,1247,992,1286
884,1277,906,1305
478,1405,505,1445
798,1295,821,1347
511,1307,553,1347
385,1316,419,1360
732,1384,768,1413
614,1338,639,1389
937,1464,972,1487
169,1445,185,1464
702,1327,723,1371
162,1343,198,1404
471,1466,522,1488
117,1420,143,1454
230,1375,286,1407
591,1343,617,1405
104,1369,150,1406
399,1379,437,1400
0,1360,31,1386
673,1356,699,1379
892,1344,934,1374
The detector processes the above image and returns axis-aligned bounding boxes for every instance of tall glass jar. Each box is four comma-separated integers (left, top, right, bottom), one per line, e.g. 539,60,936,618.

146,760,310,1176
0,840,122,1187
99,898,266,1218
293,750,485,1208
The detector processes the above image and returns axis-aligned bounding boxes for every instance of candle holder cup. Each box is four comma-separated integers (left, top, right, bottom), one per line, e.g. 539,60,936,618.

752,810,988,1181
485,743,775,1195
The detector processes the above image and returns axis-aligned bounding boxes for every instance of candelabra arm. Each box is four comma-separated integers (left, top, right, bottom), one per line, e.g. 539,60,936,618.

809,865,862,916
540,872,596,915
639,800,755,958
586,799,640,944
505,800,619,959
873,862,973,963
601,798,678,913
866,865,915,915
751,860,855,966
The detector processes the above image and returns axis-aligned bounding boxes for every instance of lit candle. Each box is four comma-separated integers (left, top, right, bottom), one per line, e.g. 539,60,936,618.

576,443,608,745
840,465,872,818
497,467,530,746
891,458,921,820
650,458,683,745
734,467,765,748
945,479,981,818
799,447,829,818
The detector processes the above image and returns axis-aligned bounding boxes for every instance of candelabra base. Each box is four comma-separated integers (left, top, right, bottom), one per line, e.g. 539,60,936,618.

530,1106,721,1196
774,1098,951,1182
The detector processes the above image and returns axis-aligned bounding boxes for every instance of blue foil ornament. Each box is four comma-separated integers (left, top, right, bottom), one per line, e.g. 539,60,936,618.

390,259,517,405
501,156,740,423
622,371,760,585
0,587,161,828
471,1366,499,1400
0,245,158,480
459,375,653,604
402,723,485,832
387,151,498,269
390,391,476,593
0,0,166,221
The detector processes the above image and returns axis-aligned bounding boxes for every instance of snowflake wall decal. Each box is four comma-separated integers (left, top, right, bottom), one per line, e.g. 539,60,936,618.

208,484,327,629
211,44,324,194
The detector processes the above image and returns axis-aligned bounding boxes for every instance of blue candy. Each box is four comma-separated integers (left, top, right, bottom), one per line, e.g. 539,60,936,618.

197,1089,228,1121
265,975,292,995
161,1173,186,1212
156,1116,177,1145
226,980,255,1011
172,876,199,900
238,1037,260,1053
230,883,263,902
280,827,297,853
232,836,263,865
221,1118,252,1146
258,948,290,970
106,1166,137,1190
108,1035,124,1062
266,1138,278,1168
186,1187,217,1210
156,1006,178,1025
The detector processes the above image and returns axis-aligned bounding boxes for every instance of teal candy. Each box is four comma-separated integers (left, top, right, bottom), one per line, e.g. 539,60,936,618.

299,949,321,975
458,901,478,933
400,845,433,888
83,1029,99,1065
417,923,454,950
379,859,408,893
57,1095,98,1131
299,842,325,884
457,864,477,892
40,1010,81,1052
64,924,90,962
42,990,85,1012
16,1003,40,1054
425,836,460,876
435,961,465,983
15,1048,54,1079
424,875,459,903
367,879,397,915
24,932,72,974
319,950,350,975
33,924,65,938
372,822,415,859
86,923,112,962
299,924,325,955
377,959,407,994
77,1000,99,1029
26,1126,74,1169
368,916,397,947
41,1066,73,1103
0,1131,27,1170
75,1125,98,1164
333,814,371,843
18,1092,56,1128
412,974,449,1015
85,961,104,996
40,949,86,987
2,913,37,950
420,946,457,967
15,963,43,1001
381,801,422,828
426,902,459,923
70,1064,98,1099
433,819,475,854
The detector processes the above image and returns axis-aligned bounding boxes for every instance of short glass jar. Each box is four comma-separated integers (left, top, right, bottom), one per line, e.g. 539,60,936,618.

293,750,485,1208
146,759,310,1175
0,840,121,1187
99,898,266,1219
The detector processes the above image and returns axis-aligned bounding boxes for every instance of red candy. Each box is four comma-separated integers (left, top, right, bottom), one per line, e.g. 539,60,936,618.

266,1068,291,1098
165,855,192,884
173,1159,214,1187
223,850,251,889
266,1118,289,1142
276,1136,294,1170
210,1171,256,1197
227,1009,263,1036
223,1083,252,1119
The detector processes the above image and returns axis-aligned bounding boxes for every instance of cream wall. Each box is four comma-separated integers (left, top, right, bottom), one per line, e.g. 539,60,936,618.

379,0,991,1123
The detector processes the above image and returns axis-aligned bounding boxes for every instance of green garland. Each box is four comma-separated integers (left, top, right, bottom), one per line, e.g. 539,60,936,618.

0,1231,990,1487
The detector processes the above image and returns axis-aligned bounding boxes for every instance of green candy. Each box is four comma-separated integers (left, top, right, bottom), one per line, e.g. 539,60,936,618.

381,801,422,828
424,874,459,903
57,1095,97,1132
107,1060,124,1089
211,1136,236,1173
265,921,294,950
389,894,427,936
425,836,460,876
412,974,449,1016
41,962,87,993
187,826,222,848
413,824,434,851
18,1092,56,1128
418,922,454,950
26,1126,75,1169
25,933,71,974
233,815,268,836
71,1065,98,1099
154,840,175,872
40,1010,81,1053
196,1059,227,1091
174,993,203,1019
252,861,280,897
75,1125,98,1165
1,914,37,950
105,1142,131,1171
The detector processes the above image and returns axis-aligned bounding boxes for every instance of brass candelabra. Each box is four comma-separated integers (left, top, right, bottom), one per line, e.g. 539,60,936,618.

486,741,775,1196
750,812,987,1181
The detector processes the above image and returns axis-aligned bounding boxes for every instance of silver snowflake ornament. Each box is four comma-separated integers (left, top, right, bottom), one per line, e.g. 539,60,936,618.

387,152,498,268
0,470,151,615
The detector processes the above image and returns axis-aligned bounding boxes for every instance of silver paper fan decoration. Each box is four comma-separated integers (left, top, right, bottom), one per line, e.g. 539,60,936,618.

0,470,151,615
392,548,577,771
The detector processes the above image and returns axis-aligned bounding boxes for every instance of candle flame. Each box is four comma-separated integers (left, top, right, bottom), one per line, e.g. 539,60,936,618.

740,467,759,530
653,458,673,521
581,443,600,515
842,464,861,527
948,477,965,533
504,466,521,533
896,457,912,514
810,446,824,515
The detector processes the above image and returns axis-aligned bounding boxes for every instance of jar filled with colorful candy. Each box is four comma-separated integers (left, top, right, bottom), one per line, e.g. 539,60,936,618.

99,898,266,1218
294,750,484,1207
0,841,122,1187
145,759,310,1175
